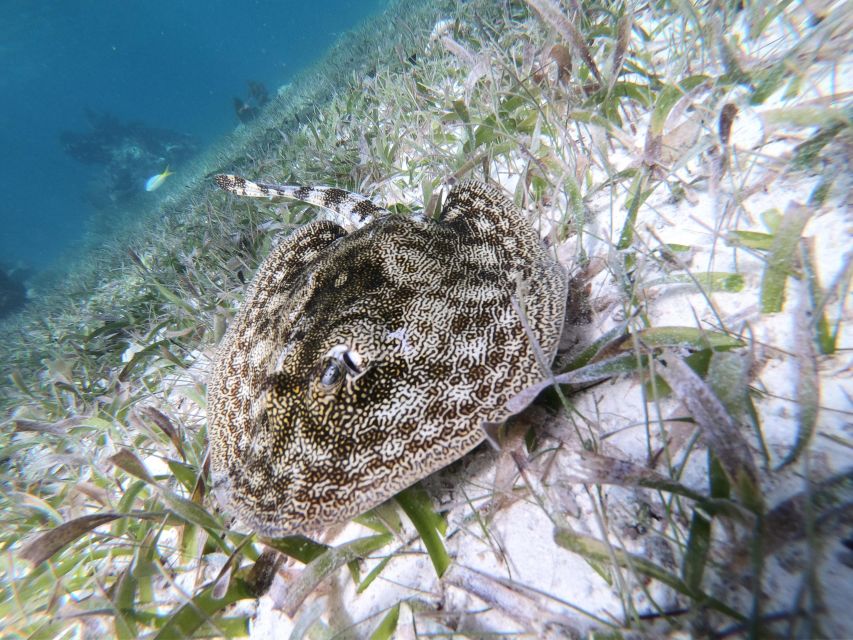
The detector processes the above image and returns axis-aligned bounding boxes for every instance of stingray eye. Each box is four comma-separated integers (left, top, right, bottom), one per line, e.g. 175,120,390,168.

319,359,344,389
322,344,364,382
341,349,363,376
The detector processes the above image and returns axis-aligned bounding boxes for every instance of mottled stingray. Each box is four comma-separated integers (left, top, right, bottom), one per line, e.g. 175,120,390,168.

208,174,567,536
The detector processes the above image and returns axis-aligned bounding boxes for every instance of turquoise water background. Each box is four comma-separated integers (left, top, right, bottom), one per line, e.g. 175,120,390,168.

0,0,387,274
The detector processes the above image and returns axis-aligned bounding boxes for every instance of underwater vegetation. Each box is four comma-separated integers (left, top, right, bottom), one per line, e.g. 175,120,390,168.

1,0,851,638
59,109,197,207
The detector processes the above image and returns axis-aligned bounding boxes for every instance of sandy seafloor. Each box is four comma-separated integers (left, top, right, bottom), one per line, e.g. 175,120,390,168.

2,0,851,638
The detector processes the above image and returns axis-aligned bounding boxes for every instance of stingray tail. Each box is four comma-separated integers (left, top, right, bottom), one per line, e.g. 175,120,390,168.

215,174,387,225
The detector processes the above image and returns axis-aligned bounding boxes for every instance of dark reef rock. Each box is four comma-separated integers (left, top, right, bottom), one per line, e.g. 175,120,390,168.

0,268,27,319
234,81,270,124
234,98,259,124
248,81,269,107
59,110,198,208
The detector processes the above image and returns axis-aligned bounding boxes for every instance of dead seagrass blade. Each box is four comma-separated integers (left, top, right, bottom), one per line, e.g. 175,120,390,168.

208,174,567,536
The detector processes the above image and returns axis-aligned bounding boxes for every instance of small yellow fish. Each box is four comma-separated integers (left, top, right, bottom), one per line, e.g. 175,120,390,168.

145,166,174,192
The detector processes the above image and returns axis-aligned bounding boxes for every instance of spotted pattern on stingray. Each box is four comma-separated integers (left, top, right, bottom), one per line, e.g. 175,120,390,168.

208,175,567,536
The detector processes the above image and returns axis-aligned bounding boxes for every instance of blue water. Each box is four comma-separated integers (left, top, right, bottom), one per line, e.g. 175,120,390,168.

0,0,387,279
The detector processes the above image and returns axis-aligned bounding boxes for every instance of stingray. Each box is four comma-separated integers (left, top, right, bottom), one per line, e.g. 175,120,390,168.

208,174,567,536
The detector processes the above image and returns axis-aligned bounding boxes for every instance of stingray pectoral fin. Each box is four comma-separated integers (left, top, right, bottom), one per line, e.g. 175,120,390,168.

215,173,388,225
439,179,541,249
237,220,349,326
207,219,350,531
